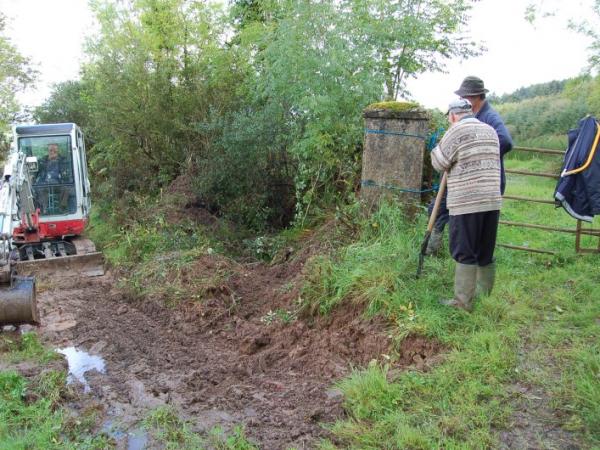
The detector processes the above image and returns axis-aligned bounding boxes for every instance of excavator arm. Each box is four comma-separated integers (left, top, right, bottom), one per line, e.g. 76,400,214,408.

0,149,39,325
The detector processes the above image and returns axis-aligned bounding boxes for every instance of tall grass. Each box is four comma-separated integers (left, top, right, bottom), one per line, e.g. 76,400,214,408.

304,156,600,448
512,135,567,151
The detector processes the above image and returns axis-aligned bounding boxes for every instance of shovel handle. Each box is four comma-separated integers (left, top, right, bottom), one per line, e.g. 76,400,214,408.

426,172,448,233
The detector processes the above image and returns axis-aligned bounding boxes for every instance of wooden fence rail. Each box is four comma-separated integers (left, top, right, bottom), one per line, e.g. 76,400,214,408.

500,146,599,254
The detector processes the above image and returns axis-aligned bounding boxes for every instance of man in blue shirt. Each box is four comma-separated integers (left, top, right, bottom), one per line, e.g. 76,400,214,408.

35,143,72,214
427,76,513,255
426,77,513,300
37,143,69,184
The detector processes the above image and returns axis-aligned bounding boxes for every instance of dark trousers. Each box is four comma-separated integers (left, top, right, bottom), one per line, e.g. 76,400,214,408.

449,210,500,266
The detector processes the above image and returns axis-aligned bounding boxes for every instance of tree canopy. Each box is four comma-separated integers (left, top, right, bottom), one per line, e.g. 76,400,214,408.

37,0,478,229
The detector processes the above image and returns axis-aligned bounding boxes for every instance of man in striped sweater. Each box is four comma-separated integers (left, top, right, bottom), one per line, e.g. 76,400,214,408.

426,76,513,256
431,98,502,311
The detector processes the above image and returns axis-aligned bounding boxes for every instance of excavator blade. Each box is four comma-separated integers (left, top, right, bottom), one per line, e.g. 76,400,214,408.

0,276,38,326
16,251,105,281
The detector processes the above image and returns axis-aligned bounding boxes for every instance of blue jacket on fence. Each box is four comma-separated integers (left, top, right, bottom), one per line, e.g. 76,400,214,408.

476,101,513,194
554,116,600,222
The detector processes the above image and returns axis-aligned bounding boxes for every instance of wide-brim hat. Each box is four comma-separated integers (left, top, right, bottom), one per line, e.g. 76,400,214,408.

454,76,489,97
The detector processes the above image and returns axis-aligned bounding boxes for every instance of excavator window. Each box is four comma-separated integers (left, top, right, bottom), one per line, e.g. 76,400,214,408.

18,135,77,216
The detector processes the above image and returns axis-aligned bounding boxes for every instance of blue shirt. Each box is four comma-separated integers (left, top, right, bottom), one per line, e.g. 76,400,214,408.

476,101,513,194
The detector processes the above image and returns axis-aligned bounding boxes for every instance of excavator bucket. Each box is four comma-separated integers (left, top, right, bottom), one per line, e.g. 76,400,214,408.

0,276,38,326
0,240,103,326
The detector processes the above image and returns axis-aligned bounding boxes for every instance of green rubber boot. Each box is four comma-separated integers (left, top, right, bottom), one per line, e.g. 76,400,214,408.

476,262,496,297
440,263,477,312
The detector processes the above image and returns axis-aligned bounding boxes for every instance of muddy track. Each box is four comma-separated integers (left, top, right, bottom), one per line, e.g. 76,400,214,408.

35,252,406,449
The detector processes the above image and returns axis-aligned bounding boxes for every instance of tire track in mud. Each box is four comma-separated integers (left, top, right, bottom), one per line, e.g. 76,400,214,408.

36,264,393,449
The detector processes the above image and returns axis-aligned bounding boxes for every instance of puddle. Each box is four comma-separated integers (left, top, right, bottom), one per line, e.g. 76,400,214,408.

102,421,148,450
127,429,148,450
56,346,106,392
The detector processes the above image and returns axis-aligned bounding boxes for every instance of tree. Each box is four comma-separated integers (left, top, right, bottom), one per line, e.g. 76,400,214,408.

495,76,592,145
33,80,90,126
49,0,481,229
230,0,282,29
0,13,36,131
225,0,479,220
489,79,570,104
82,0,237,199
345,0,480,100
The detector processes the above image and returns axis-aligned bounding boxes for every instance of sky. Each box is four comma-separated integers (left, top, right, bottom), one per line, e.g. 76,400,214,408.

1,0,97,108
0,0,597,111
406,0,595,109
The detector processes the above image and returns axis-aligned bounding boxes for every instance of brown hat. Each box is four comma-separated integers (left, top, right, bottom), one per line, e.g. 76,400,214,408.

454,76,489,97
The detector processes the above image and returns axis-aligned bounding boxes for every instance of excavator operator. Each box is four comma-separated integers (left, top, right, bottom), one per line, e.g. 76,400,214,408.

37,143,68,183
35,143,71,214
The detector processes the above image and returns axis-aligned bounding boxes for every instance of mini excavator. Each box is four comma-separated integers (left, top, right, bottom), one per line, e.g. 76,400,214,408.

0,123,103,325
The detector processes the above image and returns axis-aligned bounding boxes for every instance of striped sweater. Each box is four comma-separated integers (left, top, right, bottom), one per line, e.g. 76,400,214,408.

431,117,502,216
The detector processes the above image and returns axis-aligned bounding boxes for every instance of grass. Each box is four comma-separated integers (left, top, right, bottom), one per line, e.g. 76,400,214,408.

143,406,204,449
0,332,60,364
120,245,232,305
87,201,233,306
0,333,112,449
511,134,567,151
87,207,218,269
302,151,600,448
143,406,258,450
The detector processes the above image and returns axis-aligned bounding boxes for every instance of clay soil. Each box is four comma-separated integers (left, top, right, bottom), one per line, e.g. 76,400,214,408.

33,243,444,449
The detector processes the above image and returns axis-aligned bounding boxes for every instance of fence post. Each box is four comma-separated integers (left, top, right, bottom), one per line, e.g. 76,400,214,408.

361,102,429,215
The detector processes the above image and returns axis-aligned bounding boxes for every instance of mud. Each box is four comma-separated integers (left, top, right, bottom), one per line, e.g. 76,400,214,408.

498,343,584,450
32,243,441,449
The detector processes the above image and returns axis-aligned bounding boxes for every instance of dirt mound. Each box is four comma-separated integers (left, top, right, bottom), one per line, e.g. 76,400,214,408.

35,227,445,449
164,171,197,198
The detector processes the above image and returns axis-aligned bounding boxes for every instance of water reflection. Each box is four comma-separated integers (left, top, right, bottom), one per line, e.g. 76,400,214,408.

56,346,106,392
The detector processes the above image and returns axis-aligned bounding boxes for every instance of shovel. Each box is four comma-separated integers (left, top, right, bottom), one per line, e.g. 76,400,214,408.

416,171,447,279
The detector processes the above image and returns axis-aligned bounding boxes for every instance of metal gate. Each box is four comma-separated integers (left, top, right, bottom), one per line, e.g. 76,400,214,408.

498,146,600,255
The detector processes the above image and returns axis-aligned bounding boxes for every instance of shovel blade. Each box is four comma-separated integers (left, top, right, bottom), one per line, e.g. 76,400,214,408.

416,231,431,279
16,252,105,281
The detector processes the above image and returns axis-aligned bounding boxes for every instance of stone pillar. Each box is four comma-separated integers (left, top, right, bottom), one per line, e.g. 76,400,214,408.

360,102,429,213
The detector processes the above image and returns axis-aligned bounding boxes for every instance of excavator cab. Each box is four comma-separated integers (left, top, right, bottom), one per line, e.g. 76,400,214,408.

0,123,102,326
12,123,93,259
22,136,76,215
17,124,90,220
